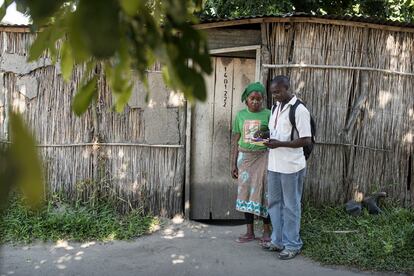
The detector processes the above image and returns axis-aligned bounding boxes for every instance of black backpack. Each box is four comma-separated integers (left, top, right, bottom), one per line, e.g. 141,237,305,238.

271,99,316,160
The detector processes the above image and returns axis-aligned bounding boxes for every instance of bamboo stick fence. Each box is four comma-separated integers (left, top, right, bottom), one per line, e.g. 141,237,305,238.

265,22,413,206
0,30,185,216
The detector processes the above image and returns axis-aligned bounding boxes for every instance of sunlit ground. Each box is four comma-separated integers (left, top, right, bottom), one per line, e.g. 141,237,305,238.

0,215,225,275
2,211,403,276
1,240,97,274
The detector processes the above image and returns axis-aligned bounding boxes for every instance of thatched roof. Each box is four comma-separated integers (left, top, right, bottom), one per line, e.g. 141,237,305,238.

196,13,414,33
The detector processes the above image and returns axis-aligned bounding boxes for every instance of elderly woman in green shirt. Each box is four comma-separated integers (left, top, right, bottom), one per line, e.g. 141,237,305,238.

231,82,271,243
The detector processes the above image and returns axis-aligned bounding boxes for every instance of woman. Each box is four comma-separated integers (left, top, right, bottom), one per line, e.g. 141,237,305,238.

231,82,271,243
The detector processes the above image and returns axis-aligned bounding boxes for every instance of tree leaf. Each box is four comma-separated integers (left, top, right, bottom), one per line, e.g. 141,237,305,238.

0,0,13,21
72,77,97,116
119,0,141,16
28,29,51,61
112,39,132,93
23,0,64,23
9,111,44,209
0,146,14,211
68,12,90,63
105,37,133,112
187,69,206,101
114,83,133,112
15,1,27,14
161,66,172,87
77,0,121,58
29,22,64,62
61,40,74,81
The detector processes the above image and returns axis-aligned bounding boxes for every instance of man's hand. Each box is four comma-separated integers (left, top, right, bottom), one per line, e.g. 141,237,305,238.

264,137,311,149
231,166,239,179
263,139,283,149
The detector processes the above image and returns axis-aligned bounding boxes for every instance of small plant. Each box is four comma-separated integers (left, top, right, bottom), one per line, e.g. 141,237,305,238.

0,195,159,244
301,203,414,273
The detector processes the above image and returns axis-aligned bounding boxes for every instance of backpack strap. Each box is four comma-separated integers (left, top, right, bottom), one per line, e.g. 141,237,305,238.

289,100,303,140
271,103,277,114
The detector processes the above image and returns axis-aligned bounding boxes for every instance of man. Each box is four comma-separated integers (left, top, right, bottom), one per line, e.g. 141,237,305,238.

262,75,312,260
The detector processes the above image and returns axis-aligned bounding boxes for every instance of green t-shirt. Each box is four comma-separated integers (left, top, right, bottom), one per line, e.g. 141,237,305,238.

232,108,271,151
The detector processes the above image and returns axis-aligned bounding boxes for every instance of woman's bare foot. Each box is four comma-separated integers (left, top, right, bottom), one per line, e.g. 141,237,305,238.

259,232,271,244
236,233,255,243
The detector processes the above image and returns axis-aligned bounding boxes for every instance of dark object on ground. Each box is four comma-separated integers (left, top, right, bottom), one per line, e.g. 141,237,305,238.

345,192,387,216
345,200,362,216
362,192,387,215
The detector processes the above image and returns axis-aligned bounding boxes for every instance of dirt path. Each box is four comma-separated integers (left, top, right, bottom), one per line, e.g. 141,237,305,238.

0,218,392,276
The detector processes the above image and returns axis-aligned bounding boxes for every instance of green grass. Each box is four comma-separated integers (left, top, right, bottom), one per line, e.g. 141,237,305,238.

0,196,159,244
301,203,414,273
2,196,413,273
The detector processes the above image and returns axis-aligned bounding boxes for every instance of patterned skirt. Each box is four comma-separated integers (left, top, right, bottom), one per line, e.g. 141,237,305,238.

235,148,268,217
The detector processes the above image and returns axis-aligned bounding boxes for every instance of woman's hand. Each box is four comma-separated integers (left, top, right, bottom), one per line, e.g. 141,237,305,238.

231,166,239,179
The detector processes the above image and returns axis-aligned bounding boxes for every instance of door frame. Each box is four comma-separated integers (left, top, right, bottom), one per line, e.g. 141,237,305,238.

184,45,262,218
210,45,261,82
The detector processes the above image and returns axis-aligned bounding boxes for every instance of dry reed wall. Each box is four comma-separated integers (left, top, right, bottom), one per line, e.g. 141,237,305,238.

0,31,185,216
265,22,413,206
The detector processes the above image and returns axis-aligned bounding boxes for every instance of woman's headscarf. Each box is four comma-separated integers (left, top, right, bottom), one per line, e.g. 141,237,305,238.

241,82,265,102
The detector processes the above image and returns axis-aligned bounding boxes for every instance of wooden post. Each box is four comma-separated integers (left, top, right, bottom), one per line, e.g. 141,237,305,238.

260,23,270,105
184,100,192,219
255,47,261,82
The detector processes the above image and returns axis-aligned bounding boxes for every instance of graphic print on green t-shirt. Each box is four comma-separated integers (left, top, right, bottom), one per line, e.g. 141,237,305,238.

232,108,270,151
243,120,261,143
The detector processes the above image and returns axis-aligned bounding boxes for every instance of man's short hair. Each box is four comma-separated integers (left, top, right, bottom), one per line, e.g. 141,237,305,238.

271,75,290,89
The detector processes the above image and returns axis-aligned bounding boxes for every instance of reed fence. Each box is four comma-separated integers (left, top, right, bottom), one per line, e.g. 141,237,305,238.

265,22,413,206
0,30,185,215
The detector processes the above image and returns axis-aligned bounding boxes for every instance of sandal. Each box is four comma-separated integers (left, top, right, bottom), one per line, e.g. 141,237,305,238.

278,249,301,260
235,234,255,243
261,241,284,252
258,236,272,245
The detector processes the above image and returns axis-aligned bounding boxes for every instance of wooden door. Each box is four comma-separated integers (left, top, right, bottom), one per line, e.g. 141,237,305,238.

191,57,256,219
